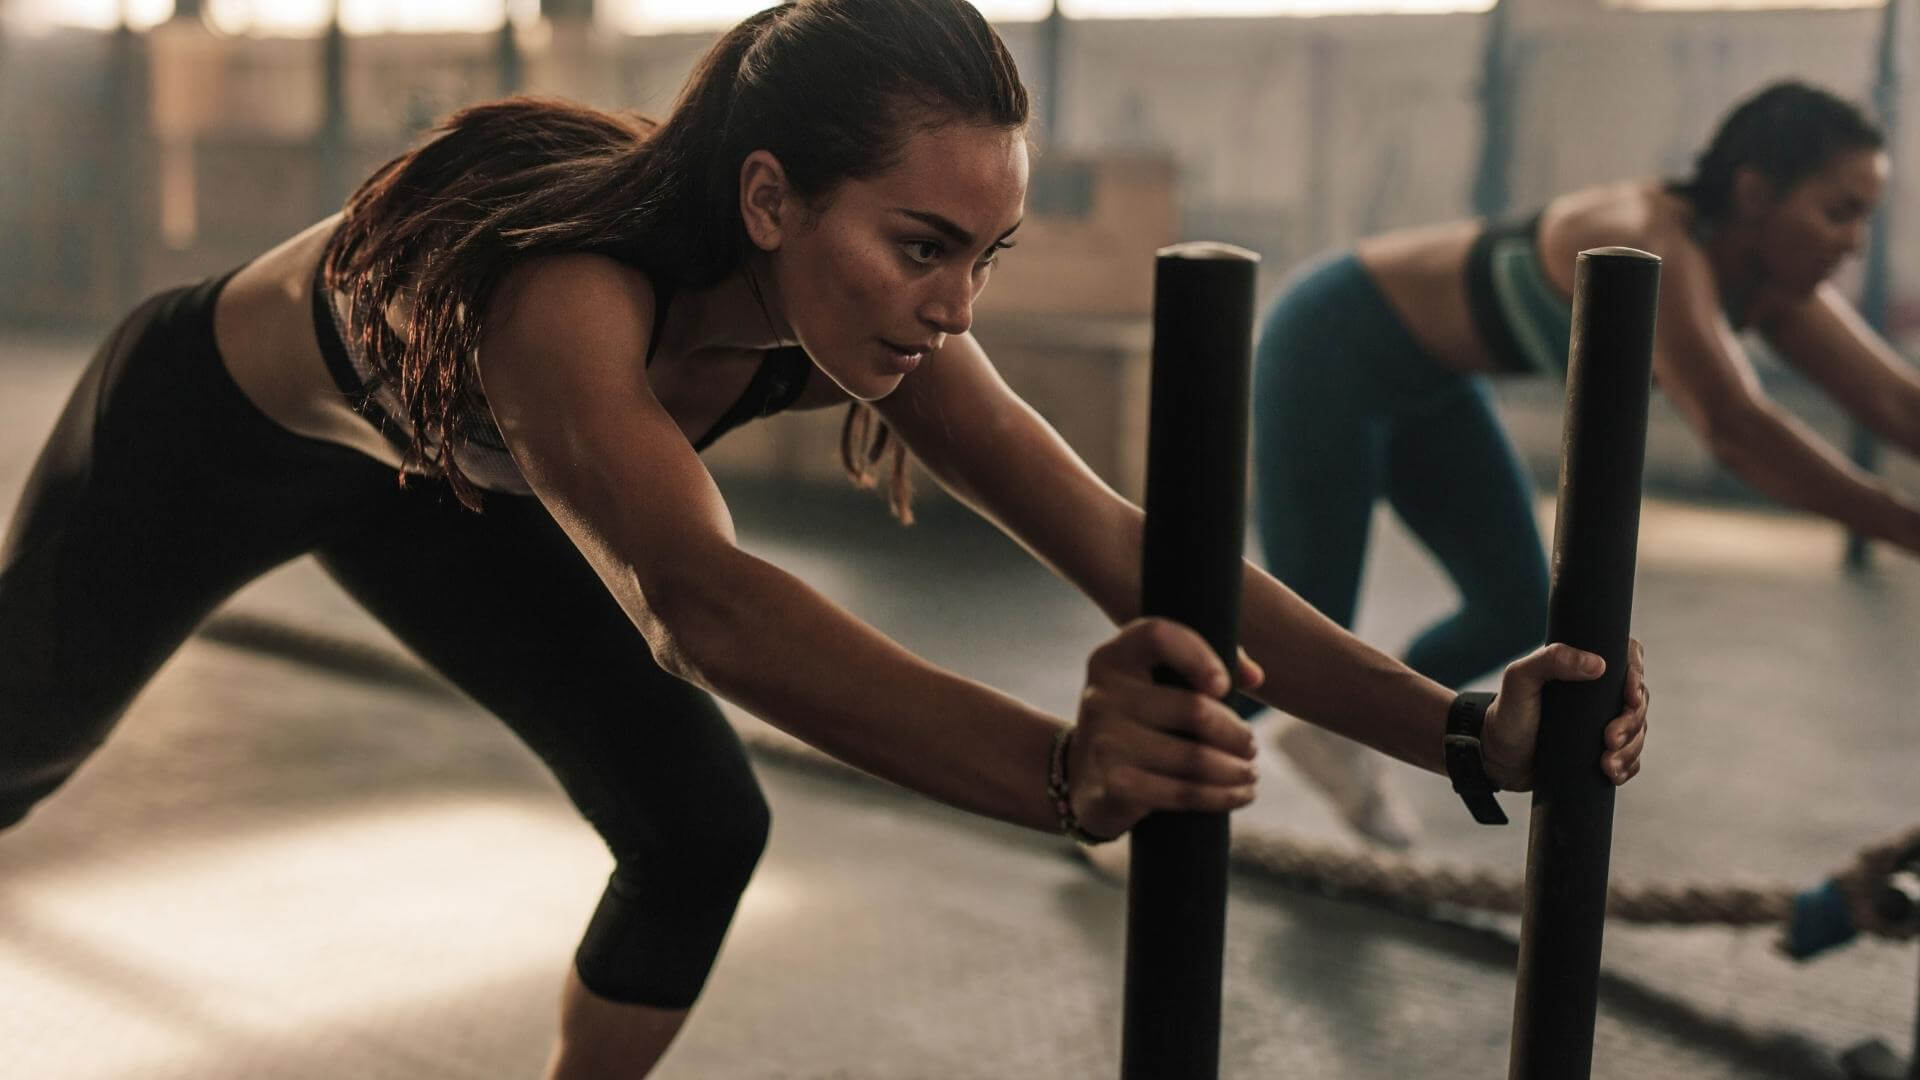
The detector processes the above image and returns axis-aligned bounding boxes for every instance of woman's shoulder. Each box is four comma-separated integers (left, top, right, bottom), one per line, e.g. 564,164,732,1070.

1542,181,1687,251
488,253,662,356
1542,181,1718,292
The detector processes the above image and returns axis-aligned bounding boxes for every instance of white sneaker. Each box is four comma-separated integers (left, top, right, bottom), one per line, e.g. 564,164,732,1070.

1272,720,1422,850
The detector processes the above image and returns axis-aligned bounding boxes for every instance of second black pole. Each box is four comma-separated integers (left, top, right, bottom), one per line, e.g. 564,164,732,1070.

1508,247,1660,1080
1121,241,1258,1079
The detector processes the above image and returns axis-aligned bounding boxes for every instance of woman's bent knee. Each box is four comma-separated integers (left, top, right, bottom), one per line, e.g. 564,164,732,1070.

0,752,86,832
0,708,103,834
574,790,771,1008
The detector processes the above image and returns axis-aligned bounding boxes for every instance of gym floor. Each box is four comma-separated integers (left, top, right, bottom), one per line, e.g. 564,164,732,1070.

2,334,1916,1078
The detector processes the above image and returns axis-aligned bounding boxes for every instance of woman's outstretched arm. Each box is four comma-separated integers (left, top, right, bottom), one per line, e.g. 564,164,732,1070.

876,333,1648,791
472,254,1257,840
1654,241,1920,554
1759,281,1920,459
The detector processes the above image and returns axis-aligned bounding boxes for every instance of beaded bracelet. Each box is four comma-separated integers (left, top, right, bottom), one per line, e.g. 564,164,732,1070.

1047,726,1119,845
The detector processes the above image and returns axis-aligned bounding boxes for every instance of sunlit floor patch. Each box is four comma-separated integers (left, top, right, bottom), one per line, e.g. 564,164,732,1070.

1,793,805,1079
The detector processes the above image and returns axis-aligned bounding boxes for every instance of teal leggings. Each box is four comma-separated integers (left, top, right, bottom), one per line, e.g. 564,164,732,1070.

1243,253,1549,701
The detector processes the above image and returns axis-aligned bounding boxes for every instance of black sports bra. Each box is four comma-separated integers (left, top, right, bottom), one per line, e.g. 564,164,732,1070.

310,258,814,495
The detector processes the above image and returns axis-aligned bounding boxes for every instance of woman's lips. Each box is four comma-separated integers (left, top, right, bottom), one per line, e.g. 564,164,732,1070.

881,340,927,373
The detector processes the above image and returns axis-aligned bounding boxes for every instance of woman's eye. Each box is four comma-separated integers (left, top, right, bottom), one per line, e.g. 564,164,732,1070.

904,241,942,264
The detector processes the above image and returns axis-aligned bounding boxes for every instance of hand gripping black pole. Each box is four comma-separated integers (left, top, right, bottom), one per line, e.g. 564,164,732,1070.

1121,241,1259,1080
1508,247,1661,1080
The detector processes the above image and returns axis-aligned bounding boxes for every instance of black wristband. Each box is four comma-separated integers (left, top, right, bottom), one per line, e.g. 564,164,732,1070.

1444,691,1508,825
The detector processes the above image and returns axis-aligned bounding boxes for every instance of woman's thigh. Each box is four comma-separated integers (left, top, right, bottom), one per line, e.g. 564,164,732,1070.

1249,252,1445,628
0,278,390,823
1382,377,1549,626
314,489,770,1004
311,490,767,860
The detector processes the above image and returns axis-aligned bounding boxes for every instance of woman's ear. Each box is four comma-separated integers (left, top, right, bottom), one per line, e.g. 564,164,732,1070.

1730,165,1776,223
740,150,791,252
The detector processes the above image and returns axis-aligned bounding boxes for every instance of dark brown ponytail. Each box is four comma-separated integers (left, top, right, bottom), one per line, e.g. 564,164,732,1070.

327,0,1026,515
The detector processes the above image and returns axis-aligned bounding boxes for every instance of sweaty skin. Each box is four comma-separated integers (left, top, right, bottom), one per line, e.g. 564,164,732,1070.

213,215,854,470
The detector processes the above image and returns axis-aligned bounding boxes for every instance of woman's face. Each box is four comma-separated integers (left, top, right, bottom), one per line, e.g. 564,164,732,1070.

762,122,1028,401
1751,147,1888,295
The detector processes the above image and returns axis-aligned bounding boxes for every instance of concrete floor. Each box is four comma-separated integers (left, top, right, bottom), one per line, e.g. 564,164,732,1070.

2,333,1918,1078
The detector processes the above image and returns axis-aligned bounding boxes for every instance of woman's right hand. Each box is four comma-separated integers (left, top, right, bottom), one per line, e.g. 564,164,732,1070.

1065,618,1263,841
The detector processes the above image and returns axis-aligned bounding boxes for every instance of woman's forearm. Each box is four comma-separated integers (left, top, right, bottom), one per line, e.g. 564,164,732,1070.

1850,387,1920,462
1075,508,1453,775
1713,401,1920,550
1235,565,1454,774
649,551,1065,833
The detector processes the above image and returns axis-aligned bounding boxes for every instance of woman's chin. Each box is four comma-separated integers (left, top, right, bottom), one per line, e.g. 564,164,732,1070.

823,368,907,403
1792,268,1835,297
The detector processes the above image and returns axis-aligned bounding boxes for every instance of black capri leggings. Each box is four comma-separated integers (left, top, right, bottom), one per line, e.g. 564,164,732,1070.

0,271,769,1008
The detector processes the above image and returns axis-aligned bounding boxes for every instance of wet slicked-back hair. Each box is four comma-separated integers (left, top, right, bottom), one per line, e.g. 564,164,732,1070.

325,0,1030,517
1669,80,1884,223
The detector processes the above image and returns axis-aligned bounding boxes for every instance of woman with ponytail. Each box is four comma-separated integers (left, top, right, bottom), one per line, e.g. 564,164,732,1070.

1234,79,1906,853
0,2,1647,1075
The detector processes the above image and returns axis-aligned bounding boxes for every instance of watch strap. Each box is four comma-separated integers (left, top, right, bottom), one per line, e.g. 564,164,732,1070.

1444,691,1508,826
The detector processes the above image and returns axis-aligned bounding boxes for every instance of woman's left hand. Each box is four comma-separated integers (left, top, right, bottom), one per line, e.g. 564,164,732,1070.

1480,638,1649,791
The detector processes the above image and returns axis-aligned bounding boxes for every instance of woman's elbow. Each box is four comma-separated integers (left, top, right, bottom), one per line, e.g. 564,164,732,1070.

1889,394,1920,455
1698,400,1767,472
631,571,739,687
